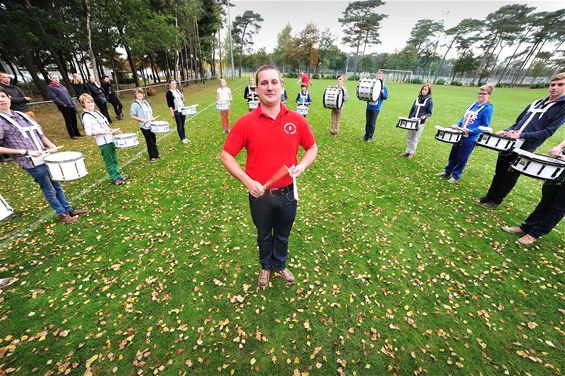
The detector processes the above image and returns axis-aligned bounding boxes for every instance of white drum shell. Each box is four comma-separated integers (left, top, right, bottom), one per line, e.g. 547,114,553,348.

44,152,88,182
0,194,14,221
180,106,197,115
476,132,522,152
248,101,259,110
511,150,565,181
151,121,170,134
435,126,463,144
297,105,309,115
215,102,230,111
396,117,420,130
113,133,139,148
356,79,382,102
323,88,344,110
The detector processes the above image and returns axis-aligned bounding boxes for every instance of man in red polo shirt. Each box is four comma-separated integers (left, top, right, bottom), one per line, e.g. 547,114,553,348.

221,65,318,289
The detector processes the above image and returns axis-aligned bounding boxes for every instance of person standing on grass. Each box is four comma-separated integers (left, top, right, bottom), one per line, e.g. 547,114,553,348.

221,64,318,289
70,73,89,98
329,75,349,136
166,79,189,144
363,70,388,142
297,71,312,87
86,76,112,124
130,88,159,163
478,72,565,209
243,76,257,111
437,84,494,184
401,83,433,158
79,93,128,186
47,73,82,140
501,140,565,245
295,84,312,118
217,78,232,133
101,76,124,120
0,88,88,224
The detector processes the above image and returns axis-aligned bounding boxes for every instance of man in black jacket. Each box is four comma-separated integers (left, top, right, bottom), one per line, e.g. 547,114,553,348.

101,76,123,120
86,76,112,123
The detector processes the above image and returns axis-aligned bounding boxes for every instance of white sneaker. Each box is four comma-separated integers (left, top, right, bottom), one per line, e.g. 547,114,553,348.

447,177,460,184
182,139,189,144
0,277,15,289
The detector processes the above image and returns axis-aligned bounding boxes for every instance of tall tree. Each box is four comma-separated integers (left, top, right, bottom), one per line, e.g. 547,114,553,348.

232,10,263,77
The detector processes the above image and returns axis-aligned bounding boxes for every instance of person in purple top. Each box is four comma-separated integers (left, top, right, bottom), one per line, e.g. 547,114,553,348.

46,73,82,139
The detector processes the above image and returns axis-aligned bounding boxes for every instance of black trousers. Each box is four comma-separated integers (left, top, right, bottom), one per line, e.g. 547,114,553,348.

108,94,123,118
95,100,112,123
141,128,159,159
58,106,81,138
484,153,521,204
521,181,565,238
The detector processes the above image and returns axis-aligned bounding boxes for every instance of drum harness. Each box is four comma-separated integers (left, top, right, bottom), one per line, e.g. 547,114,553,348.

0,111,46,165
298,92,309,105
412,97,430,121
461,103,488,135
82,111,113,145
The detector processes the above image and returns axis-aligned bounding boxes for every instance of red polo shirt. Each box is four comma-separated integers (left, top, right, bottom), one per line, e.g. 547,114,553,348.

223,103,316,188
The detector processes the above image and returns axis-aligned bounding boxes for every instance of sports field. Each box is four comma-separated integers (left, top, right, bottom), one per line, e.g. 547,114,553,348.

0,78,562,375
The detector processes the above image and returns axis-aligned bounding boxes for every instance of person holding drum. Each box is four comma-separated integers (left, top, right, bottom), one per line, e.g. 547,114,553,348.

501,140,565,245
221,64,318,289
243,77,257,111
330,75,349,136
130,88,159,163
0,88,88,224
402,84,433,158
166,79,189,144
216,78,232,133
437,84,494,184
80,93,128,186
478,72,565,208
295,84,312,117
363,70,388,142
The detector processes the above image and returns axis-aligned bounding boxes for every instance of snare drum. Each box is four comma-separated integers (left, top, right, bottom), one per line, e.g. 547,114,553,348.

44,152,88,182
248,101,259,110
179,105,197,115
396,117,420,131
435,126,463,144
150,121,170,134
323,87,344,110
113,133,139,148
511,149,565,181
215,102,230,111
0,194,14,221
297,105,309,116
356,79,382,102
476,131,523,152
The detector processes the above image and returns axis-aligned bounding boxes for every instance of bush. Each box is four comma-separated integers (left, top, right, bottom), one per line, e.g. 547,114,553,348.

284,72,298,78
312,73,321,79
410,78,423,84
435,79,446,85
450,81,463,86
118,77,136,85
530,83,546,89
348,75,360,81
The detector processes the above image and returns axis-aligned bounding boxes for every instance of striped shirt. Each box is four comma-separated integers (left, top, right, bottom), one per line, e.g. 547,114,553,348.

0,111,44,169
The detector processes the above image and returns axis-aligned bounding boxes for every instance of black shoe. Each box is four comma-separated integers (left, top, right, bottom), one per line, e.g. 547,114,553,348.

71,136,79,140
475,196,489,204
480,201,498,209
0,158,13,163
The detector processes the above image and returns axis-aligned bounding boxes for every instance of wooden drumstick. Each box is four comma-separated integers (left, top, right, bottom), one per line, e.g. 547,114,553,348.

292,171,298,201
263,165,289,190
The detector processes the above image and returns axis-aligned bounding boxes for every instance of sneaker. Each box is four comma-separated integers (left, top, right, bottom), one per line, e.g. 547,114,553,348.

278,268,295,285
258,269,270,289
59,213,78,224
407,153,415,159
437,171,450,177
0,278,15,289
68,208,88,217
366,138,373,142
71,136,79,140
113,178,124,185
400,152,409,157
122,175,130,181
182,138,189,144
502,226,525,235
517,234,536,245
475,196,489,203
480,201,498,209
447,177,459,184
150,158,157,163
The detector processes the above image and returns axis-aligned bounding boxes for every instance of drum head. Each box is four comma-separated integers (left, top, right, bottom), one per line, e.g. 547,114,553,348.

151,121,168,126
335,90,344,109
44,151,83,162
371,79,382,102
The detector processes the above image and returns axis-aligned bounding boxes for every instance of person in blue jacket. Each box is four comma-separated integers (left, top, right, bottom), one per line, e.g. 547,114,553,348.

479,72,565,208
295,84,312,117
363,70,388,141
437,83,494,184
402,83,433,158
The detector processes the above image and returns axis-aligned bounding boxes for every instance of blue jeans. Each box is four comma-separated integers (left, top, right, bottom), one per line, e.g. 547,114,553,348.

173,111,186,140
445,137,477,180
364,109,380,140
249,189,297,271
25,164,73,215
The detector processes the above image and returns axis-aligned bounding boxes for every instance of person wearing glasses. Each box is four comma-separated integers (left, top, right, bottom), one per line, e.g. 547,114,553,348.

478,72,565,209
437,84,494,184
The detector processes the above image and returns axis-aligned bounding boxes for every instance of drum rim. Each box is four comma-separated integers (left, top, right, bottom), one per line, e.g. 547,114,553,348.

150,121,169,125
514,150,565,167
44,152,84,163
113,133,138,139
479,131,514,141
436,126,463,134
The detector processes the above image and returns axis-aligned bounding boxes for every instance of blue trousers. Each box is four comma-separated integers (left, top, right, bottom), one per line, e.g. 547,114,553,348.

364,109,380,140
25,164,73,215
173,111,186,141
521,181,564,239
248,190,297,271
445,137,476,180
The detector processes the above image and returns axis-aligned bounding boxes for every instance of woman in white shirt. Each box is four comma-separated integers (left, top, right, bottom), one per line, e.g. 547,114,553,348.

79,93,128,185
216,79,232,133
165,79,189,144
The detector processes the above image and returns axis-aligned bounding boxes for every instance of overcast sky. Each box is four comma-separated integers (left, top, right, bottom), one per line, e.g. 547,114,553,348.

226,0,564,59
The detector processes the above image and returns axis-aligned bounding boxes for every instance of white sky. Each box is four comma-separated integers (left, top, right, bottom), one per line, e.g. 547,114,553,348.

226,0,564,59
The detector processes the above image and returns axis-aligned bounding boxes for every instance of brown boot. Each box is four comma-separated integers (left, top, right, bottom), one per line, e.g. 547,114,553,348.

501,226,525,235
68,208,88,217
278,268,295,285
517,234,536,245
258,269,270,289
59,213,78,225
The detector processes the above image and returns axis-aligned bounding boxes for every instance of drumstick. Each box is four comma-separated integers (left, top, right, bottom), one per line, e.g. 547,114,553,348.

292,171,299,201
152,115,161,120
263,165,289,190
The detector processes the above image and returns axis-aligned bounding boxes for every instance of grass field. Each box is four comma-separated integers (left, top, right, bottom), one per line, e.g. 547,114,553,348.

0,78,563,375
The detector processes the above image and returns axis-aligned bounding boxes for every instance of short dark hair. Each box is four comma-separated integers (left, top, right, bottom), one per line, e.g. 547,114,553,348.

0,87,7,95
255,64,281,85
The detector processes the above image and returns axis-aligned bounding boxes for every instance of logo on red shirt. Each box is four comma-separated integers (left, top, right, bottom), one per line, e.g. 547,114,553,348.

283,122,297,135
